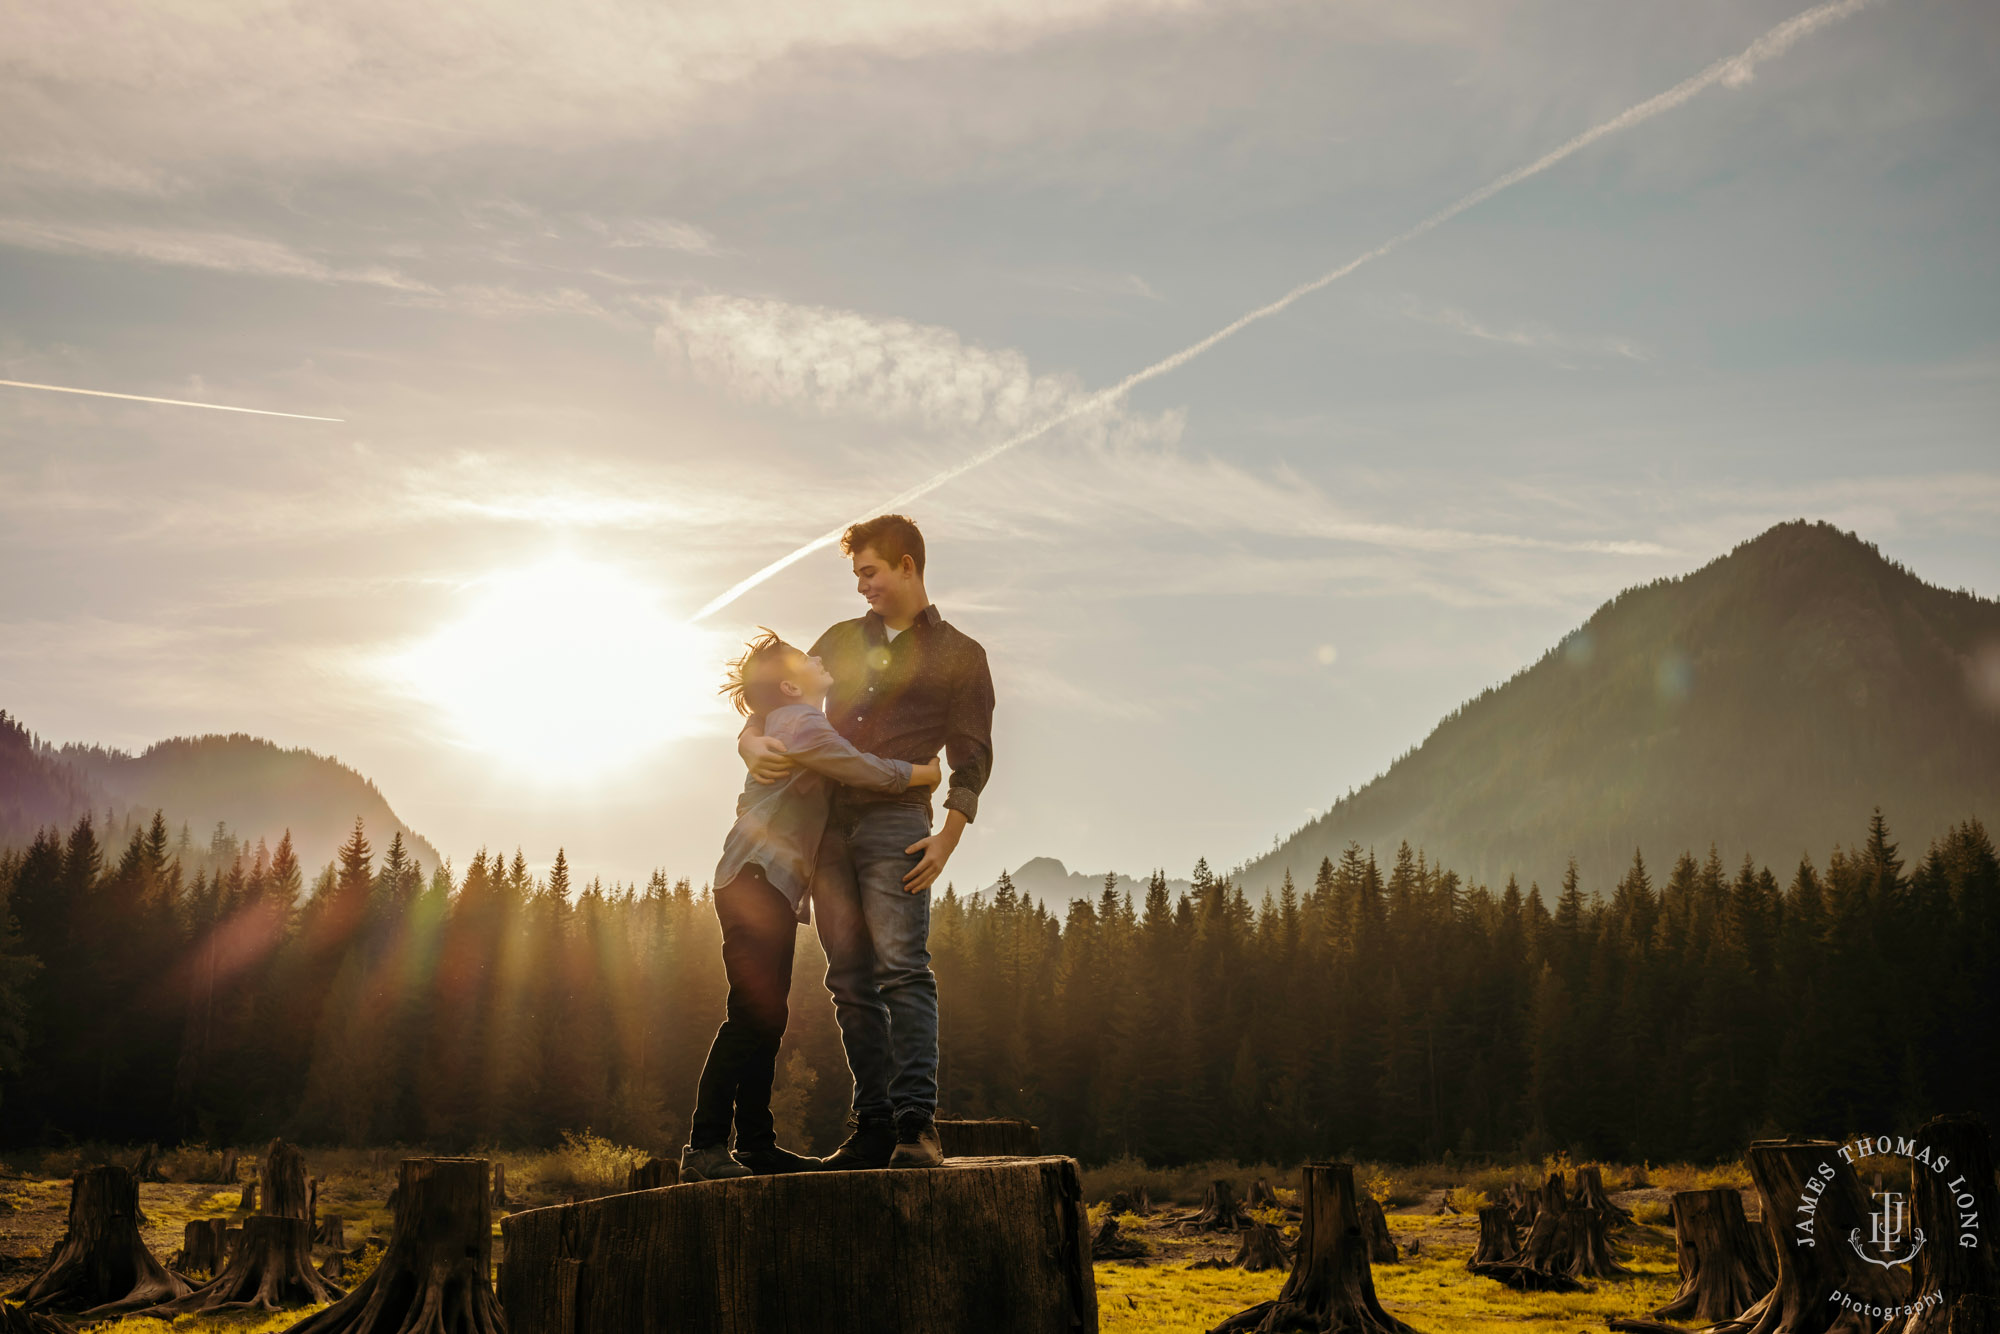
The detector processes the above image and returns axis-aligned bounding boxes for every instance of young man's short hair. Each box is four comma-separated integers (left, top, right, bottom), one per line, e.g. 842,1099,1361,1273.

841,514,925,578
720,628,798,716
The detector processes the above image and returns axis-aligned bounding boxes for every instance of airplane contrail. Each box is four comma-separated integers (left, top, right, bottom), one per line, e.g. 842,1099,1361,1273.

0,378,344,422
691,0,1882,623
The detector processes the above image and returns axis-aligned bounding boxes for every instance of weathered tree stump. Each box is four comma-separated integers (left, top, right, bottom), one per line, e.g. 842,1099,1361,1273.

1472,1206,1521,1266
318,1216,347,1281
5,1165,191,1315
133,1144,165,1183
1648,1189,1774,1322
1229,1224,1292,1273
1512,1181,1539,1228
1705,1139,1907,1334
0,1301,70,1333
493,1161,507,1207
1191,1179,1251,1233
240,1180,259,1212
626,1159,680,1192
1210,1162,1423,1334
1469,1260,1587,1292
1575,1167,1634,1223
1878,1116,2000,1334
935,1118,1041,1157
1110,1188,1153,1217
1247,1180,1280,1210
178,1217,231,1278
1092,1214,1147,1260
1362,1193,1400,1263
133,1139,344,1317
283,1157,503,1334
221,1148,239,1183
1524,1170,1631,1281
501,1155,1094,1334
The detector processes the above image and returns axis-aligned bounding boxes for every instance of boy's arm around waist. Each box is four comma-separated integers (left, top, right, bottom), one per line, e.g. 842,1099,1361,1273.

773,710,912,793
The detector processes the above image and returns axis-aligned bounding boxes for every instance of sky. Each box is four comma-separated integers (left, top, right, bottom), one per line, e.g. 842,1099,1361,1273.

2,0,1997,893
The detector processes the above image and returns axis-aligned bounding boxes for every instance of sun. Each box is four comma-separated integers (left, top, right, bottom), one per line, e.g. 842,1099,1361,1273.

391,554,727,779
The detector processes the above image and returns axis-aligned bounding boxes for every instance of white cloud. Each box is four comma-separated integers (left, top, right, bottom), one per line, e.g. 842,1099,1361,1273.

0,217,435,292
1406,301,1650,365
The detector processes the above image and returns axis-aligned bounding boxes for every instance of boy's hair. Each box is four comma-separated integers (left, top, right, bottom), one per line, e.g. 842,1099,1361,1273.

720,628,799,716
842,513,925,577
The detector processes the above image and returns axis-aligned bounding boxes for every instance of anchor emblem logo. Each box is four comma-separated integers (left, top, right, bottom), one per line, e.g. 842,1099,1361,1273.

1849,1188,1925,1268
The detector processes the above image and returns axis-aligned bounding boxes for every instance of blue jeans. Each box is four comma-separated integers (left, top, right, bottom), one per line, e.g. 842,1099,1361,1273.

811,803,937,1123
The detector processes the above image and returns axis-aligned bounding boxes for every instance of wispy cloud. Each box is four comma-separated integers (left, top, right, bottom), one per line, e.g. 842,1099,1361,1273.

0,217,434,293
1408,301,1650,365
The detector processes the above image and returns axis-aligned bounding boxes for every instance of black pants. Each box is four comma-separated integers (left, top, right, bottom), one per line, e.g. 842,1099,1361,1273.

689,865,798,1152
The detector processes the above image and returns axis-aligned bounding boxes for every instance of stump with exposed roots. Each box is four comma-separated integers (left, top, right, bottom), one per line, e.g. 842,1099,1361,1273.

1111,1188,1154,1217
1361,1193,1400,1263
500,1155,1093,1334
1092,1214,1147,1260
1523,1171,1632,1281
1229,1224,1292,1273
626,1159,679,1191
935,1118,1041,1157
0,1301,71,1334
1247,1180,1280,1210
1877,1116,2000,1334
1574,1167,1633,1223
1648,1189,1774,1323
1210,1162,1425,1334
133,1139,344,1318
1705,1138,1907,1334
1472,1206,1521,1266
318,1217,347,1281
1190,1180,1251,1233
1469,1260,1586,1293
282,1158,504,1334
6,1164,192,1316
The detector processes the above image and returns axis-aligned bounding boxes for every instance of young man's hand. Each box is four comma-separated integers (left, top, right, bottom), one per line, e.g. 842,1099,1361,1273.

911,759,942,788
903,810,967,894
739,733,793,784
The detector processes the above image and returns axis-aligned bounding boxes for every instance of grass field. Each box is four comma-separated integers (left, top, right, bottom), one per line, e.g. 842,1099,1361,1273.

1,1145,1728,1334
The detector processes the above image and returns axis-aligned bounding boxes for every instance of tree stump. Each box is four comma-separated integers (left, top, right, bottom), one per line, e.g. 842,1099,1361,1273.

1511,1181,1539,1228
626,1159,680,1192
1705,1139,1907,1334
1524,1171,1632,1281
501,1155,1094,1334
5,1165,192,1315
1362,1193,1400,1263
1468,1260,1587,1292
1472,1206,1521,1266
1229,1224,1292,1273
241,1181,259,1212
1878,1116,2000,1334
1575,1167,1634,1223
1191,1180,1251,1233
319,1217,347,1282
935,1118,1041,1157
178,1217,231,1278
1247,1180,1280,1210
222,1148,240,1183
1092,1214,1147,1260
1110,1188,1153,1217
133,1139,345,1317
1648,1189,1774,1322
0,1302,70,1334
1210,1162,1423,1334
494,1161,507,1207
280,1158,503,1334
133,1144,165,1183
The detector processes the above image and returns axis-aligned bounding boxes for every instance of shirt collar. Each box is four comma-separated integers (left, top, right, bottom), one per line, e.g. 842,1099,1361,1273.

864,604,941,640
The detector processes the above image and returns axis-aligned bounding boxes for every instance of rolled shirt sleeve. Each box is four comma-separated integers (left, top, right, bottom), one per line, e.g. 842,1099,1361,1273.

941,643,995,822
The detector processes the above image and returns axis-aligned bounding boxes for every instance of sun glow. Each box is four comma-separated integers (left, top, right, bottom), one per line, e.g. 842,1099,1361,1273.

392,554,726,779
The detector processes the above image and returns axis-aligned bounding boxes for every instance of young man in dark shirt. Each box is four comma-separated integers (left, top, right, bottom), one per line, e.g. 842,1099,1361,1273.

738,513,994,1169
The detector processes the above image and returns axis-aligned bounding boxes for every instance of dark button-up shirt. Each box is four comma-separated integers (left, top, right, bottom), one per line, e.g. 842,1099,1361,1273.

715,703,914,922
810,604,995,823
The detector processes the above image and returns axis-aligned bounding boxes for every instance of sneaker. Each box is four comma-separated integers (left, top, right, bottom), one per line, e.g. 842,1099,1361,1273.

679,1143,752,1182
888,1112,944,1169
817,1116,897,1171
734,1144,820,1175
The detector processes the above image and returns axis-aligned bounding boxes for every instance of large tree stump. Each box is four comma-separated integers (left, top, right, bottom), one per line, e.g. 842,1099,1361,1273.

1523,1171,1632,1280
6,1165,191,1315
935,1118,1041,1157
1210,1162,1424,1334
283,1158,503,1334
1649,1190,1775,1322
1362,1193,1401,1263
1706,1139,1907,1334
626,1159,679,1191
177,1217,231,1278
1878,1117,2000,1334
1110,1188,1153,1217
1229,1224,1292,1273
133,1139,345,1317
501,1156,1094,1334
1191,1180,1251,1233
1473,1206,1521,1266
1575,1167,1634,1223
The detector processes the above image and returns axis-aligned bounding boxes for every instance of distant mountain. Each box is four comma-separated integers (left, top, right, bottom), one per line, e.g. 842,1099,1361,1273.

1239,521,2000,895
0,713,440,875
980,857,1192,909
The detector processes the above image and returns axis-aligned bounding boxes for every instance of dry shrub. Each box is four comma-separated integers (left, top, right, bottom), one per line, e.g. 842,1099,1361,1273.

536,1129,648,1200
1633,1198,1673,1224
1446,1185,1491,1213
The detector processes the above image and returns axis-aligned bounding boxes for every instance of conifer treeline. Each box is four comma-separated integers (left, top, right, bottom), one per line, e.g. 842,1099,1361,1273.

0,810,1995,1162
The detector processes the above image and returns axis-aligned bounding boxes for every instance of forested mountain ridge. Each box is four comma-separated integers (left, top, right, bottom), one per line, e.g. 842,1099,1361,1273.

1241,520,2000,894
0,714,440,875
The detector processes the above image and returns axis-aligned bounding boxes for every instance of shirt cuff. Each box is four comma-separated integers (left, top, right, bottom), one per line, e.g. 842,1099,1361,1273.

892,759,914,791
943,785,979,823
